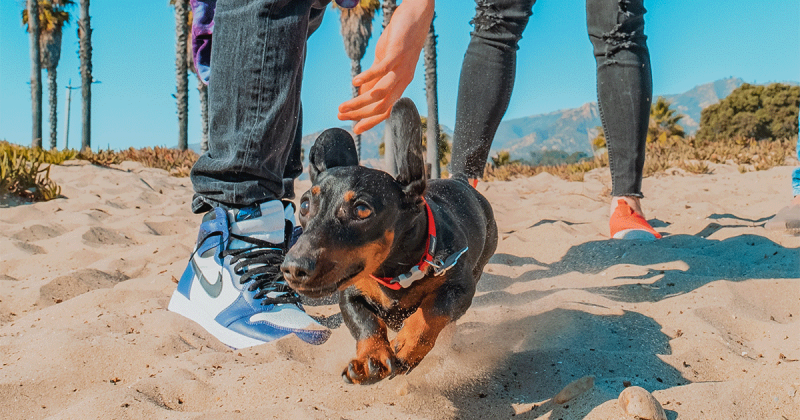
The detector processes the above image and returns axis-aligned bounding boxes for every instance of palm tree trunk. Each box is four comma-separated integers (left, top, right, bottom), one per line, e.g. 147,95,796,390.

28,0,42,149
199,78,209,153
79,0,92,151
175,0,189,151
381,0,397,172
423,15,440,178
351,59,362,160
48,68,58,149
381,0,396,29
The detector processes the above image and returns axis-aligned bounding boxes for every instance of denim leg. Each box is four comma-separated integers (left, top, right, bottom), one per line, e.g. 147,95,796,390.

190,0,326,213
281,5,327,201
451,0,536,180
587,0,652,197
793,136,800,197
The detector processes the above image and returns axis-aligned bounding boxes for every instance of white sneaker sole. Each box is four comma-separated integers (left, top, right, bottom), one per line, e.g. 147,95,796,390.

612,229,657,241
168,290,266,349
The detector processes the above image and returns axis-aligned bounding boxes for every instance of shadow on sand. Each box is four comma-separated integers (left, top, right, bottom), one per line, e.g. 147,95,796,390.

441,229,796,418
478,232,797,306
445,309,682,419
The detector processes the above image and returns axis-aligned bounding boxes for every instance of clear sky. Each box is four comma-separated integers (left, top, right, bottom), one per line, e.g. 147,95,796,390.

1,0,798,151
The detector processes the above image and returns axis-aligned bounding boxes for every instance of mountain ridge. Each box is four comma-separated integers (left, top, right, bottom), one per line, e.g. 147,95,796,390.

298,77,756,162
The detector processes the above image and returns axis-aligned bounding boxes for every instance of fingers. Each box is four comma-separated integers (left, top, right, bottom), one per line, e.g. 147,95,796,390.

352,59,391,88
338,83,391,115
352,109,392,134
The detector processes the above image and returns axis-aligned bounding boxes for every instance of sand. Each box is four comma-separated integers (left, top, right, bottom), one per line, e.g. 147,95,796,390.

1,159,798,420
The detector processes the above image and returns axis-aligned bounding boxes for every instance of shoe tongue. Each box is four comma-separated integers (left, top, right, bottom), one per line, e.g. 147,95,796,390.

228,201,287,250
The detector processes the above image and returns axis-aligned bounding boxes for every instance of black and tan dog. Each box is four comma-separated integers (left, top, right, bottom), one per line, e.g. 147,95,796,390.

281,98,497,385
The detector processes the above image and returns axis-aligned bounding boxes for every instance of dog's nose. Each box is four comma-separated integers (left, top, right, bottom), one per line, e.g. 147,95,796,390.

281,253,316,284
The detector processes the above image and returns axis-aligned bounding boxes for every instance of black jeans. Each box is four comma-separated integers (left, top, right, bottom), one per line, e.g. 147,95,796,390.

190,0,328,213
451,0,652,198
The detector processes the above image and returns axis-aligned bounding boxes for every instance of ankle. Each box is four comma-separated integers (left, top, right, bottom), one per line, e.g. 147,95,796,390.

611,196,645,219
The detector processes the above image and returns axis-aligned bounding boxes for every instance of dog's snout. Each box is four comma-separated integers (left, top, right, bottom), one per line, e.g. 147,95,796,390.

281,253,316,283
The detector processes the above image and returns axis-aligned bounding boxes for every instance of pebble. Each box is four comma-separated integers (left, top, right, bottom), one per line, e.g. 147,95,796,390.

395,380,412,396
618,386,667,420
553,376,594,404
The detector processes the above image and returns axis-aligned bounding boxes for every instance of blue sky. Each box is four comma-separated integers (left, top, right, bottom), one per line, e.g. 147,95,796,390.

1,0,798,151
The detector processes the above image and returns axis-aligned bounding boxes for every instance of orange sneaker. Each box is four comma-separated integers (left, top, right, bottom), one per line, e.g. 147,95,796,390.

609,199,662,240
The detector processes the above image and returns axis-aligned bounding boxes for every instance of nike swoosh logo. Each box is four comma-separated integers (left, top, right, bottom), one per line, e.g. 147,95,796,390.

192,257,223,298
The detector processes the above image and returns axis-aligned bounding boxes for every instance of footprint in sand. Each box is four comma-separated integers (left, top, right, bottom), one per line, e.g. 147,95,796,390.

82,226,137,247
144,219,191,236
38,268,129,307
11,224,67,242
12,241,47,255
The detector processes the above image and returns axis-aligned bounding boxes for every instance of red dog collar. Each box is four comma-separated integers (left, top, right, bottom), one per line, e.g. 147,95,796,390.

370,198,468,290
371,197,437,290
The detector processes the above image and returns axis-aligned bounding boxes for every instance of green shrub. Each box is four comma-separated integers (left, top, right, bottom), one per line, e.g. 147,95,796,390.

0,143,62,201
696,83,799,143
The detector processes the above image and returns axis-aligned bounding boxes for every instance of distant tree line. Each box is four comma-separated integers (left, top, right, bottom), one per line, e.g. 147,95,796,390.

696,83,799,144
495,82,799,169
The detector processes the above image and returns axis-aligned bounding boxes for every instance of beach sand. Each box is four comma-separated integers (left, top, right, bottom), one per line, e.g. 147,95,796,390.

1,160,798,419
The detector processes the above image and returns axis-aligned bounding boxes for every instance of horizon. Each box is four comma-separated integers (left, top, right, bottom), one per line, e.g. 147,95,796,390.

1,1,798,151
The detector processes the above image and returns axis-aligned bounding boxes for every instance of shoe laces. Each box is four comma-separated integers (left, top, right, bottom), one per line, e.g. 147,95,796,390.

221,233,301,306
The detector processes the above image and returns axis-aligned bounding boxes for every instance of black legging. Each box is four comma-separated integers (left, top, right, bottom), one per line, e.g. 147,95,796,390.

451,0,651,198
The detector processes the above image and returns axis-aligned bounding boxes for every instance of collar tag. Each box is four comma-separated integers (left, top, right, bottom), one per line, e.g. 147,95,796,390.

432,247,469,277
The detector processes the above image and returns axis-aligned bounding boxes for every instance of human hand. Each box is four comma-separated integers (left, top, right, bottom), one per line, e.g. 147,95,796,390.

337,0,434,134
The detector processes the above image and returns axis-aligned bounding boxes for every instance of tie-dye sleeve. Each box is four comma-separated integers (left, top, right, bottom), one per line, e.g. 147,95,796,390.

190,0,215,85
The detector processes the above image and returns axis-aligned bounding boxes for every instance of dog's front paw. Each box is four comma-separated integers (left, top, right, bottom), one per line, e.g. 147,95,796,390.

342,354,397,385
342,337,397,385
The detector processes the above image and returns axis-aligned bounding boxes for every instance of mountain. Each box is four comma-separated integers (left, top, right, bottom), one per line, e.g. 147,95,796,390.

661,77,745,135
490,102,601,159
489,77,747,160
195,78,765,163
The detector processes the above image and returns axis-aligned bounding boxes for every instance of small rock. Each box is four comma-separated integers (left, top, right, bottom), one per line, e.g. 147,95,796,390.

618,386,667,420
395,380,413,396
554,376,594,404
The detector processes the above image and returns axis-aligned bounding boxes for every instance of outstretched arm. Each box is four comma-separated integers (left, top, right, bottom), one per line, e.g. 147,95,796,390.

337,0,434,134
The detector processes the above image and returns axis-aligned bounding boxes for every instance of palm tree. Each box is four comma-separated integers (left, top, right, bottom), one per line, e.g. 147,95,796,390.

381,0,396,29
172,0,190,150
24,0,75,150
26,0,43,148
590,125,606,154
181,2,208,152
422,14,440,178
336,0,379,160
647,96,685,145
380,0,397,174
196,75,209,153
78,0,91,151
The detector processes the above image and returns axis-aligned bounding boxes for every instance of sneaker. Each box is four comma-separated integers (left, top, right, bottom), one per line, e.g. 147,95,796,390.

168,200,331,348
609,199,662,240
765,205,800,234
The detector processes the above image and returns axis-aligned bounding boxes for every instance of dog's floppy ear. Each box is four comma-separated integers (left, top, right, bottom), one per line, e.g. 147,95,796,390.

308,128,359,183
385,98,426,199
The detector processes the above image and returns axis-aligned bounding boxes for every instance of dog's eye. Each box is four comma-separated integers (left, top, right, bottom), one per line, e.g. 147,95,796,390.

299,198,310,216
354,204,372,220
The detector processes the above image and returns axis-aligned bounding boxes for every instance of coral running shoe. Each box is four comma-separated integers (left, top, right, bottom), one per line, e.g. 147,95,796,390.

609,199,662,240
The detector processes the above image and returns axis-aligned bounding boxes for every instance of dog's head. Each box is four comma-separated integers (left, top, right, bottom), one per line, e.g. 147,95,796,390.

281,98,427,298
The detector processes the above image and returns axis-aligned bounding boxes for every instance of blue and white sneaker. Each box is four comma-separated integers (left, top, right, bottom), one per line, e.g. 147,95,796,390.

168,200,331,348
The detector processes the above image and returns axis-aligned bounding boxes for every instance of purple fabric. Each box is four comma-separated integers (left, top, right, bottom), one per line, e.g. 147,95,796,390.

190,0,215,84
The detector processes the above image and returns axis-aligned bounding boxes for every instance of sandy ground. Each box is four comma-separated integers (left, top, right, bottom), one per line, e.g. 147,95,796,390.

1,160,798,420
